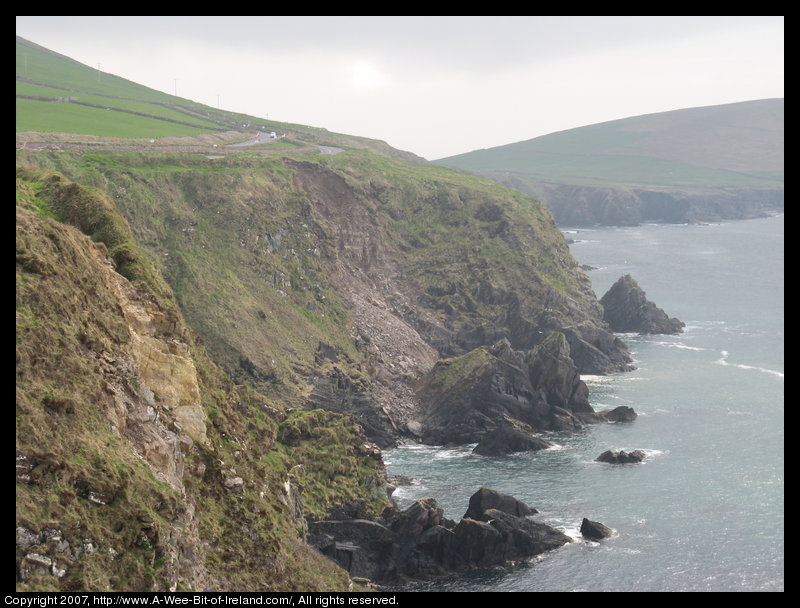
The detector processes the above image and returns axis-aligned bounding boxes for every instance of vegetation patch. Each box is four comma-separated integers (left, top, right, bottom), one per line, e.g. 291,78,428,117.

16,168,386,591
275,410,389,520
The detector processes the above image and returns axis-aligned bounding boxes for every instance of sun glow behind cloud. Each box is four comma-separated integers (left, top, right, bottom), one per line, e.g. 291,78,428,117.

349,60,390,91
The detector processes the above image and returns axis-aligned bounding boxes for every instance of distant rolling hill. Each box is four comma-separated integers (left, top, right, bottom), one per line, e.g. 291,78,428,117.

436,99,784,226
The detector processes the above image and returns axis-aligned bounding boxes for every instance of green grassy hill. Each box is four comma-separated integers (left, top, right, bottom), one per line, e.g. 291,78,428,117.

436,100,784,225
16,36,423,161
16,37,225,137
437,99,784,189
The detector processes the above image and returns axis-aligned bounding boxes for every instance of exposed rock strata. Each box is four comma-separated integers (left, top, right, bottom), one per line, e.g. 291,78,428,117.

289,159,633,445
601,275,685,335
308,368,398,448
561,323,634,374
488,178,783,227
22,157,636,451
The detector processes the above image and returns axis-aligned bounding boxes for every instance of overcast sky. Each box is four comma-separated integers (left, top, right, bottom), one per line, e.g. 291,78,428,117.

16,16,784,160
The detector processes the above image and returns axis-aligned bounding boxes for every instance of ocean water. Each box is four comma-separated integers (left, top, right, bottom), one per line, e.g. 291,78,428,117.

385,214,784,592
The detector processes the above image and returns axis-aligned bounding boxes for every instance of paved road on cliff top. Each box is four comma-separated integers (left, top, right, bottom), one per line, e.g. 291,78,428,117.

226,131,343,154
17,131,344,155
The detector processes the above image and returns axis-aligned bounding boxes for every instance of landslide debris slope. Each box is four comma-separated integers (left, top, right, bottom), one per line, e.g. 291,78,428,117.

16,169,390,592
18,147,632,447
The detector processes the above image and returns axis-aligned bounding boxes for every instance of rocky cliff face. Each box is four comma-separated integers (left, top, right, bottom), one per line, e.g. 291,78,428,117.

17,150,631,448
17,145,640,590
495,178,784,227
16,170,389,592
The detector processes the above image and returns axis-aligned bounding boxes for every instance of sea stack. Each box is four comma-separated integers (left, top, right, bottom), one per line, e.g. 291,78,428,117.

600,274,685,334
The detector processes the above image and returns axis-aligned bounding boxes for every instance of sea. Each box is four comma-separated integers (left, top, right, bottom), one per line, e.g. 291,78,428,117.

384,213,784,592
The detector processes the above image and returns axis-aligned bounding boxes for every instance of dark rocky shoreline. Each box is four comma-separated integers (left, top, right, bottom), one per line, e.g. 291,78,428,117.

312,273,683,584
308,488,574,584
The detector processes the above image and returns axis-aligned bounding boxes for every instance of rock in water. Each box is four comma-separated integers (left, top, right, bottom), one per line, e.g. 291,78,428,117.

595,449,646,464
472,424,554,456
457,509,571,566
580,517,614,540
419,335,602,447
307,488,572,582
600,274,685,334
597,405,638,422
462,487,538,519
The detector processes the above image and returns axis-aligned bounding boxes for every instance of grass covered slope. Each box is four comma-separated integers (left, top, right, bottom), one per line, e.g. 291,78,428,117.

16,36,424,161
16,36,223,138
438,99,784,188
16,169,389,591
17,144,628,448
17,147,607,360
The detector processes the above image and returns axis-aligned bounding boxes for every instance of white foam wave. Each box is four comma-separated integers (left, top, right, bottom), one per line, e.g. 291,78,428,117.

584,374,646,386
651,408,672,415
563,524,622,544
654,342,706,351
561,525,583,542
581,375,613,383
714,351,784,379
433,445,476,459
390,485,425,502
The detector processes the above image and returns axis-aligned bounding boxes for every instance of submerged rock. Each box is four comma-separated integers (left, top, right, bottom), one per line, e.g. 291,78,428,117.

595,449,646,464
600,274,685,334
